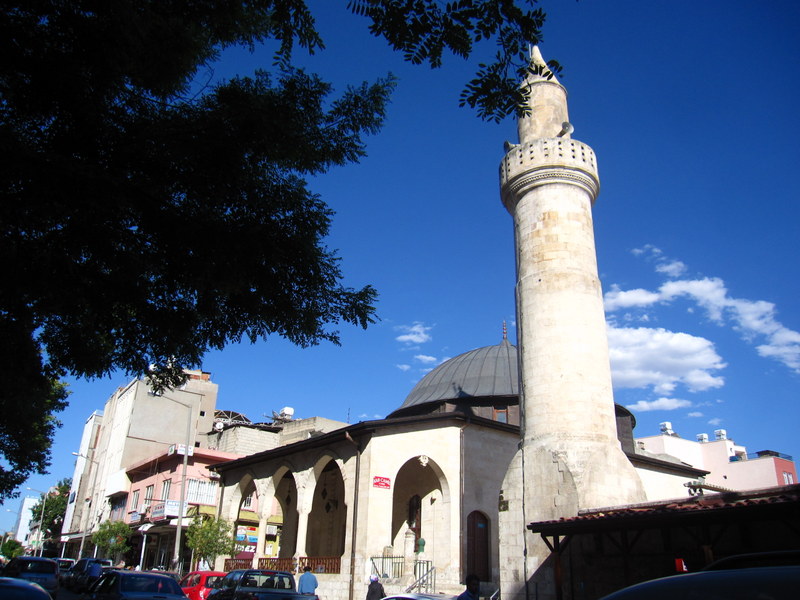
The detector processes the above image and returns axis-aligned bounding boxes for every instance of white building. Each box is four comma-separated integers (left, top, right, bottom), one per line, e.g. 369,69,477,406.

637,422,797,492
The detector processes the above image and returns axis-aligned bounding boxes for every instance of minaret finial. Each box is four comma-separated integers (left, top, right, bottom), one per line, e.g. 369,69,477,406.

502,321,507,340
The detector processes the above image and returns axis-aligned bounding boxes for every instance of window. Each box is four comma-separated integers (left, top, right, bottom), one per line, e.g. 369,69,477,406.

130,490,140,512
242,491,254,509
110,497,127,521
144,485,154,505
186,479,217,505
493,405,508,423
784,472,795,485
160,479,172,501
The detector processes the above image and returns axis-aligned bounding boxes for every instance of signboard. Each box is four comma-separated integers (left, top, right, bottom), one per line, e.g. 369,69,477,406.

372,476,391,489
235,525,258,553
236,525,259,544
168,444,194,457
150,500,188,521
129,511,141,524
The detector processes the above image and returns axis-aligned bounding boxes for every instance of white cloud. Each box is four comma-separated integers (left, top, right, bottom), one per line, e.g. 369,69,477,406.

607,253,800,374
395,322,432,345
604,285,660,311
655,260,687,278
625,397,692,412
708,417,722,426
687,411,704,417
608,326,726,392
396,364,411,372
414,354,438,364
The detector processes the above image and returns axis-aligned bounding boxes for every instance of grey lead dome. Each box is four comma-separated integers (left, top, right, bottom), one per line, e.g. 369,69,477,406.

396,338,518,411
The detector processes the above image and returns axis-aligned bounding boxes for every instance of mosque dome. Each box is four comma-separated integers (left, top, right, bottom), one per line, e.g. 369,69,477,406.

389,338,518,418
387,336,637,443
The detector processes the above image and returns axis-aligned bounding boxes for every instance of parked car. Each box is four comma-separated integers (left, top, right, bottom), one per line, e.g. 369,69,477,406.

383,595,457,600
180,570,227,600
703,549,800,570
2,556,59,598
598,565,800,599
55,559,74,585
383,595,456,600
210,569,304,600
83,569,187,599
65,557,112,592
0,576,53,600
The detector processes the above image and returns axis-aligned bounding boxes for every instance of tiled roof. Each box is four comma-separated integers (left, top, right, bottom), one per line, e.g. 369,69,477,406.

527,484,800,536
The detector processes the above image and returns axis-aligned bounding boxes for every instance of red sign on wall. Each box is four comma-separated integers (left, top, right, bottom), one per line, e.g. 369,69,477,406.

373,476,391,489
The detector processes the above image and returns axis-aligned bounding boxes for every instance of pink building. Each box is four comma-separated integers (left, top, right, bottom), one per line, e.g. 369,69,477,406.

636,423,797,492
123,446,241,569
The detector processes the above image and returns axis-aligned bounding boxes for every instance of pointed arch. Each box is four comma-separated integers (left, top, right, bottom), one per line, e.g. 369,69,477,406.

306,457,347,558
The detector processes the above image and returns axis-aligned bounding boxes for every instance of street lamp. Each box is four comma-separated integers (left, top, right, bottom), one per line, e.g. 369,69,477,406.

73,451,100,558
26,487,50,557
162,394,196,573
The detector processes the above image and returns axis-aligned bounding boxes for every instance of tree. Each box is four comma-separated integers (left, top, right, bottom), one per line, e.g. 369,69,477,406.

1,537,24,559
28,478,71,554
186,516,237,570
92,520,131,560
0,1,552,500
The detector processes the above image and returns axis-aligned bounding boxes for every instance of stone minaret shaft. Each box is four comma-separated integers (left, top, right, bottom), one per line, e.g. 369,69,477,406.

500,48,643,516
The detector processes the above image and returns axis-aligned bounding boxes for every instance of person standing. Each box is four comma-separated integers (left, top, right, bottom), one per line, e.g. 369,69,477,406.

298,566,319,596
457,574,480,600
366,574,385,600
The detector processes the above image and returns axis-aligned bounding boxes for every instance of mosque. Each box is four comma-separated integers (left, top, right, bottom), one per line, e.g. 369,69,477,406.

211,48,800,600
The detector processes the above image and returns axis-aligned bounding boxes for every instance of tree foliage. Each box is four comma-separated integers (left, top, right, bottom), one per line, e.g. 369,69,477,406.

92,520,131,559
1,537,24,559
0,1,551,500
29,478,72,549
347,0,561,121
186,516,237,569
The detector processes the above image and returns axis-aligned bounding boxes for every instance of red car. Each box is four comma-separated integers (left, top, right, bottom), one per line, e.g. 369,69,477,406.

180,570,228,600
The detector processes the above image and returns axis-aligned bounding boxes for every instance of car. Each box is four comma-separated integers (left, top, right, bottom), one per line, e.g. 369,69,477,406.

2,556,59,598
598,565,800,600
211,569,303,600
145,570,183,582
383,595,456,600
180,570,227,600
65,557,112,592
83,569,187,599
55,559,74,585
0,576,53,600
703,549,800,570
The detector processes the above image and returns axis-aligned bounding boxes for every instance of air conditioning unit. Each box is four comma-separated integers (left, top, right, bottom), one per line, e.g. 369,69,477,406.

696,433,709,443
659,421,674,435
714,429,728,440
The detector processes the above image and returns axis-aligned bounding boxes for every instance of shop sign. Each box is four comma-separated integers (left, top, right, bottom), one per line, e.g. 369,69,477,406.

372,476,391,489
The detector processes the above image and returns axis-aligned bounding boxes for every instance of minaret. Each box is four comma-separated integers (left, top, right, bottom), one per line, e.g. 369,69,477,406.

498,47,644,598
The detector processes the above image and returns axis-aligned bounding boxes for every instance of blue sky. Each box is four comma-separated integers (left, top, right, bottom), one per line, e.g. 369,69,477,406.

4,1,799,532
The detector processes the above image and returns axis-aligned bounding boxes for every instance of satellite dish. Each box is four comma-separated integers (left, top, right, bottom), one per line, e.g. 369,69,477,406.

557,121,574,137
213,421,224,432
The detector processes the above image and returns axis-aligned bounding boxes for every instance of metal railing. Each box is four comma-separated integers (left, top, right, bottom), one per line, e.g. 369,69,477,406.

224,558,253,571
405,564,435,594
298,556,341,574
258,557,296,572
370,556,404,578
